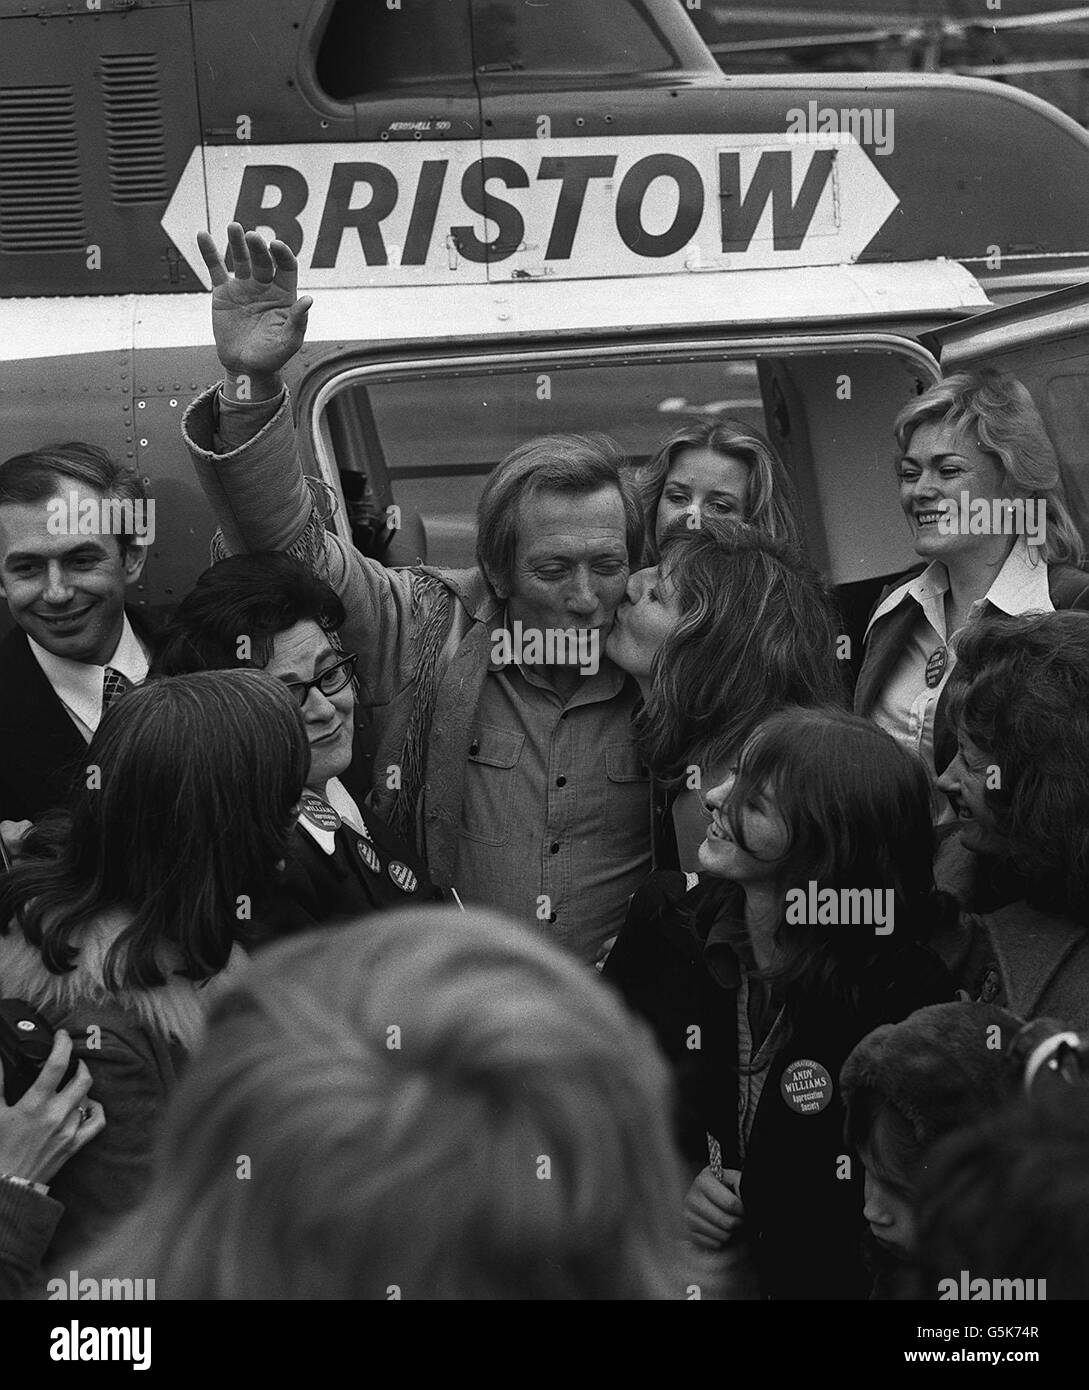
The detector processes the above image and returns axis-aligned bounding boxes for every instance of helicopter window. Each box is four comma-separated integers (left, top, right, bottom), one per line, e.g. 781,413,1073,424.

315,0,474,99
320,357,764,568
470,0,676,76
312,342,932,622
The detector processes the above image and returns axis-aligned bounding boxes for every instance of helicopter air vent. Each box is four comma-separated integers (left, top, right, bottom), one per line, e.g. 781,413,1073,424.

100,53,169,206
0,86,86,253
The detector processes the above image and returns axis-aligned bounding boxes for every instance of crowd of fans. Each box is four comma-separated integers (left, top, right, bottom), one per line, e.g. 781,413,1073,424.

1,223,1088,1300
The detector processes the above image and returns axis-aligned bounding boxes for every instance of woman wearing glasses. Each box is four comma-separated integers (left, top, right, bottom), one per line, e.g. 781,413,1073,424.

155,553,437,941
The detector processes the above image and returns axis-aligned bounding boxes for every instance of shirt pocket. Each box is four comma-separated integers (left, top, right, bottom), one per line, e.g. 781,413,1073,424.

604,740,651,837
458,724,526,846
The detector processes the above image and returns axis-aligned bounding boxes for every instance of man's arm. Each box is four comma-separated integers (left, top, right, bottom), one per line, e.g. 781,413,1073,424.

183,225,419,707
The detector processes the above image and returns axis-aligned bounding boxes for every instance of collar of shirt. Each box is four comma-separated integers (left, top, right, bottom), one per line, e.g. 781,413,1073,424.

27,614,150,735
864,537,1053,644
296,776,365,855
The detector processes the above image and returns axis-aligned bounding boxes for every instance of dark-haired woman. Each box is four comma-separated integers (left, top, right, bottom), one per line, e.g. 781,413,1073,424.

935,610,1089,1030
0,670,308,1259
155,553,439,942
606,516,845,869
604,707,954,1299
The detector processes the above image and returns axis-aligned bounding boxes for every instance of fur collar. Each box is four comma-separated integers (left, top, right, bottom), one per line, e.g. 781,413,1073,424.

0,912,249,1053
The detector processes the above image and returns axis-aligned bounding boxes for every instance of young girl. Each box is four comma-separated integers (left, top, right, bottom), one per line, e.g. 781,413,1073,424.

841,1001,1024,1298
605,516,845,868
0,669,308,1261
604,706,955,1299
640,418,801,565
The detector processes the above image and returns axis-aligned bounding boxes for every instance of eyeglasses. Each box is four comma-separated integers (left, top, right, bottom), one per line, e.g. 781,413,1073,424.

281,652,358,708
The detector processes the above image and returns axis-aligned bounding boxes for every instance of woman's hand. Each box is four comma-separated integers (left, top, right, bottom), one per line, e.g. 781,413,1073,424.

684,1165,745,1249
197,222,313,385
0,1030,106,1185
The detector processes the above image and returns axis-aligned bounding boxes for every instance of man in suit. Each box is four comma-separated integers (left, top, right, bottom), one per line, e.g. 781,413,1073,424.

0,444,152,837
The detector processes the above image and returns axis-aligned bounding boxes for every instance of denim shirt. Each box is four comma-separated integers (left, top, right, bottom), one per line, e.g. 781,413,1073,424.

455,653,650,964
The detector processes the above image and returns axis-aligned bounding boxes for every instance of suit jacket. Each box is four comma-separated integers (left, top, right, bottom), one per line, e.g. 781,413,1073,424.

0,607,163,824
853,562,1089,775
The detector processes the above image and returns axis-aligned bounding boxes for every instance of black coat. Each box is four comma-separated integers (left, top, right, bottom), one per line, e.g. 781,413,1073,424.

0,608,162,824
603,872,955,1300
249,808,442,946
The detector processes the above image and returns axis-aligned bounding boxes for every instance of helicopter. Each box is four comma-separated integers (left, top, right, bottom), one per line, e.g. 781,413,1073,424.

3,0,1089,632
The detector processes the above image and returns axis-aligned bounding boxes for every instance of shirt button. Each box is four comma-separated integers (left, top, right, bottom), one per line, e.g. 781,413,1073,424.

556,775,566,787
469,740,480,755
548,912,557,923
550,842,560,854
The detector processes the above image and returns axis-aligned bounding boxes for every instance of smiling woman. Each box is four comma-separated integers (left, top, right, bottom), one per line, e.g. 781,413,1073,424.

154,552,439,943
854,368,1089,793
602,706,955,1300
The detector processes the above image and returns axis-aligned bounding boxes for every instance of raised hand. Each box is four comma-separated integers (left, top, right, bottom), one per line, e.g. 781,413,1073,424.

197,223,314,379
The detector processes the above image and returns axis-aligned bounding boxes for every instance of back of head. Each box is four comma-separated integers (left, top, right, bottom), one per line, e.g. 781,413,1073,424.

639,517,845,779
154,552,346,674
842,1001,1024,1159
915,1088,1089,1298
84,908,687,1298
2,669,308,989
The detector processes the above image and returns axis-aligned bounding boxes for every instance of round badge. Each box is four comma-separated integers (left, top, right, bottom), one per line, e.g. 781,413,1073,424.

979,966,1002,1003
300,792,342,832
780,1058,833,1115
388,860,418,894
356,837,381,874
925,645,947,689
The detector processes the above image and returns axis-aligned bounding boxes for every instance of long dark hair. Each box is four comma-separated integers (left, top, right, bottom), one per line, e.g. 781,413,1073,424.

153,552,347,675
635,517,846,783
0,671,308,991
718,706,948,1009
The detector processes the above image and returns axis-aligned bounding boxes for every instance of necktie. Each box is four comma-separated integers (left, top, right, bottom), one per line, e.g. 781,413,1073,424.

102,666,134,710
